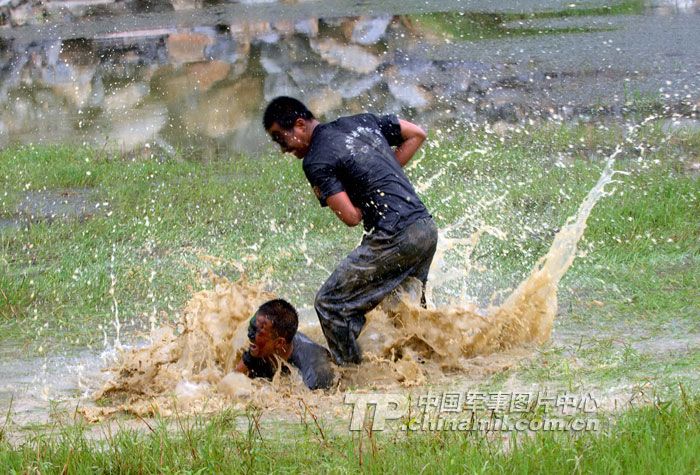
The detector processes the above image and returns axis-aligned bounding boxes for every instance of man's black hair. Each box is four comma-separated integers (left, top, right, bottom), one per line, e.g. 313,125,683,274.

262,96,315,131
256,298,299,343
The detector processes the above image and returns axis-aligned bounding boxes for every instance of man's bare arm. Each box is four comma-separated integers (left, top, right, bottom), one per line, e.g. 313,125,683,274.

394,119,427,167
326,191,363,227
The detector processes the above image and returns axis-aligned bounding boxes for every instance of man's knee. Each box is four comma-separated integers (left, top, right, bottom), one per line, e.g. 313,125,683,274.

314,288,331,321
424,220,438,252
315,283,346,328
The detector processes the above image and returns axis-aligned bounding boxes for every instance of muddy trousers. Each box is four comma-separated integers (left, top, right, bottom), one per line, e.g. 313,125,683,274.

314,217,438,365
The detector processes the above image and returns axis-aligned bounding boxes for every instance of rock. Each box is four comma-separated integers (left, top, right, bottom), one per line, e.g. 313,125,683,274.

264,73,299,101
332,73,381,99
392,52,433,75
259,43,292,74
261,36,308,63
0,95,73,143
260,55,283,74
154,60,231,101
322,18,345,28
167,31,214,64
272,20,295,36
39,61,75,85
9,3,35,26
48,66,97,108
233,21,279,44
295,18,318,37
217,372,253,399
183,60,231,91
205,36,245,63
182,76,262,137
310,38,380,74
306,87,342,117
385,69,431,109
289,62,337,88
350,15,392,45
559,105,575,121
107,103,167,150
104,82,148,111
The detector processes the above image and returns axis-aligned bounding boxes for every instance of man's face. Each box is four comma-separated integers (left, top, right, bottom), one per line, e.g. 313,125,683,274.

266,120,309,159
247,313,280,358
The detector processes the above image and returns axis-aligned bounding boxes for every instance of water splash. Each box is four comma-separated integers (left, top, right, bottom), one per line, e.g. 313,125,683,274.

85,149,621,419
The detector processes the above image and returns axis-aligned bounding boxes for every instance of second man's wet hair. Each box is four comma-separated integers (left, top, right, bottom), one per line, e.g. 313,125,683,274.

256,298,299,343
263,96,315,131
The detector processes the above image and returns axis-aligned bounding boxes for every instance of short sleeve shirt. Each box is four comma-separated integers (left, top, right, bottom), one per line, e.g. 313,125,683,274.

302,113,431,234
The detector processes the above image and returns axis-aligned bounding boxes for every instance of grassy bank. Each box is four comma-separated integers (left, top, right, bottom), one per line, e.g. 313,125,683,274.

1,392,698,473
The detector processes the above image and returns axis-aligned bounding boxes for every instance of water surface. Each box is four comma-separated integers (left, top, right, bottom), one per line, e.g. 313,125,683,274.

0,0,698,158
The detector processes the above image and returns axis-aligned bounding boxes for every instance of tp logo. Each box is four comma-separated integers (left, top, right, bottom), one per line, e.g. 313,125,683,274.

344,393,408,431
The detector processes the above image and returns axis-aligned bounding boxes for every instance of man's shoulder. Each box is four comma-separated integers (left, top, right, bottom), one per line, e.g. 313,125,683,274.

337,113,382,128
292,332,328,352
305,113,385,163
291,332,336,390
304,122,345,167
319,113,381,133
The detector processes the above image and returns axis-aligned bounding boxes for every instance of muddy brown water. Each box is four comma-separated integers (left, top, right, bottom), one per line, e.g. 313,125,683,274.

78,152,617,420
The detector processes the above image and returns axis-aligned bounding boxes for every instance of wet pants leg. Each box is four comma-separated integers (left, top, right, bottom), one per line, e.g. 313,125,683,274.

314,217,438,365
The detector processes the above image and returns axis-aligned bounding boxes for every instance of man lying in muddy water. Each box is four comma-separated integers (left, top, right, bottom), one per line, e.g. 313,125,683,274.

235,299,335,390
263,96,438,366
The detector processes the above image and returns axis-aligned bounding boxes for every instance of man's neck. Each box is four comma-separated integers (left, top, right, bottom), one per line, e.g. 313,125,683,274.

307,119,320,142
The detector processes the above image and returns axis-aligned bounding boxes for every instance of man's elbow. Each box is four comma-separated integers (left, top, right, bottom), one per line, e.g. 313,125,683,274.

342,214,362,227
335,206,362,227
399,119,427,143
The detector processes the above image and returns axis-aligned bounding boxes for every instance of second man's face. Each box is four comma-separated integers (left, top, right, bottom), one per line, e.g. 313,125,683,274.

266,120,310,159
247,314,279,358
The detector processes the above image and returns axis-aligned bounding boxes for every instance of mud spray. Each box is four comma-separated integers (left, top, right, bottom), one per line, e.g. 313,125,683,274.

84,151,621,421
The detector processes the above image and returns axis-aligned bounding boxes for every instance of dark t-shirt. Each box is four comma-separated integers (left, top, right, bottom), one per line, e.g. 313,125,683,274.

302,113,431,234
241,332,335,390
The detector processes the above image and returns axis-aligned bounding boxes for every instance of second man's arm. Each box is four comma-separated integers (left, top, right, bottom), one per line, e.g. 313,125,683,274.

394,119,427,167
327,192,363,227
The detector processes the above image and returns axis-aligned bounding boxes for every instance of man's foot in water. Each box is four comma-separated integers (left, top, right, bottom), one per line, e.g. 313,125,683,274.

330,340,362,366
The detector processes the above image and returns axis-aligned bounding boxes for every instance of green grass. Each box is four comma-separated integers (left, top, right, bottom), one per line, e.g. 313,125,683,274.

0,145,356,345
0,392,698,473
0,120,697,346
410,1,646,41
